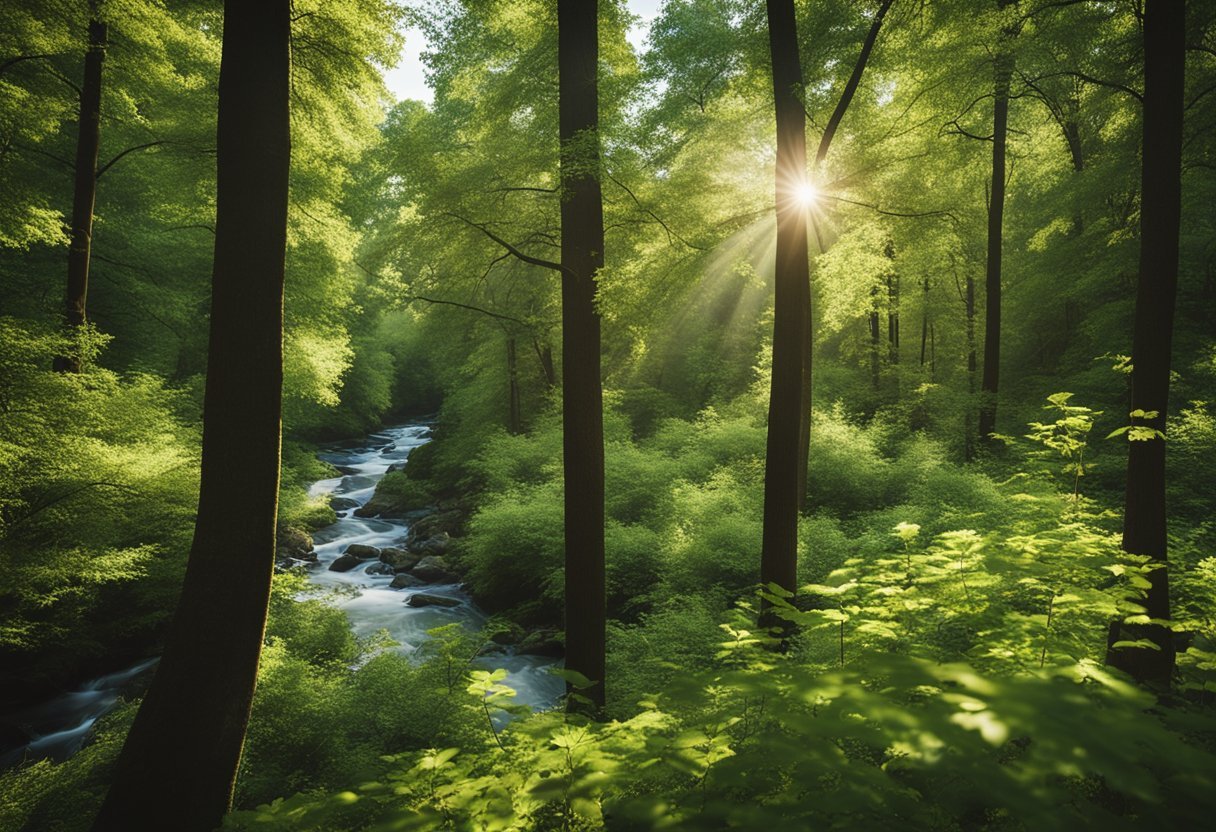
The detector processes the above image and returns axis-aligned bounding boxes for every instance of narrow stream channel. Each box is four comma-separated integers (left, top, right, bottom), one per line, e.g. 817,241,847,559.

0,421,562,769
304,423,563,702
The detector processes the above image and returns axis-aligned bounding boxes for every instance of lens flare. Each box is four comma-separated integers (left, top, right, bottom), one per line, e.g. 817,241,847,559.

795,182,819,206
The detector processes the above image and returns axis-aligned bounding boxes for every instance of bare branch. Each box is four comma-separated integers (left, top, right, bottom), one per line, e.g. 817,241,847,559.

816,0,895,166
605,172,708,251
823,194,960,223
942,120,995,142
492,185,558,194
96,141,166,180
444,212,567,274
1028,70,1142,102
0,54,53,76
403,294,530,325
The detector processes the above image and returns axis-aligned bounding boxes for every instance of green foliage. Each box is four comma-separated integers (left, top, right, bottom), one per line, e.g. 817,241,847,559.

3,0,1216,827
0,319,198,686
224,646,1216,831
1025,392,1101,497
375,470,436,511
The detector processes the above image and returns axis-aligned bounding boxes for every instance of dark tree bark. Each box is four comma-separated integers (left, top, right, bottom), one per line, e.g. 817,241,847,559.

533,337,557,388
813,0,894,167
558,0,606,709
919,277,930,367
887,274,900,363
869,285,881,390
54,8,106,373
761,0,811,617
1063,117,1084,174
1105,0,1184,686
90,3,290,829
507,334,522,434
977,8,1015,445
929,321,936,380
965,272,978,461
885,241,899,364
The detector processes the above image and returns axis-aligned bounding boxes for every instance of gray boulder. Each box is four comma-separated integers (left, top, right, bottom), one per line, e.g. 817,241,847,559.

390,573,425,589
343,543,380,559
379,547,420,571
364,562,395,576
328,553,362,572
411,555,456,583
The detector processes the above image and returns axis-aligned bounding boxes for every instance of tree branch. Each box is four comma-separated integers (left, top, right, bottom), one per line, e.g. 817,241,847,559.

823,194,960,223
1029,70,1142,102
492,185,558,194
96,141,166,180
444,212,567,274
402,294,530,325
0,54,53,76
816,0,894,166
605,172,708,251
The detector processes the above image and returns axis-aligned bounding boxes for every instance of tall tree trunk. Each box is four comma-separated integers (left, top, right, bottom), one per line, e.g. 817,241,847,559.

929,321,936,381
1063,118,1084,174
919,277,930,367
533,337,557,389
1063,98,1085,232
90,3,290,829
1105,0,1184,687
977,11,1014,445
761,0,810,620
885,242,899,364
965,273,977,461
54,8,106,373
869,285,881,390
507,334,521,434
558,0,606,709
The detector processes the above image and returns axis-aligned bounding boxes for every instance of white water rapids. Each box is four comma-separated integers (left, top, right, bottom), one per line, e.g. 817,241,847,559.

0,422,562,769
305,423,563,698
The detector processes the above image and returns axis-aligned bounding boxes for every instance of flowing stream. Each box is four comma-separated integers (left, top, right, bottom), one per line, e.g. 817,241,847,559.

305,423,563,701
0,422,561,769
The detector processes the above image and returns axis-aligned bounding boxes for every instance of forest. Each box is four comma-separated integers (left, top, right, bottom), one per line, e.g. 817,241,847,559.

1,0,1215,829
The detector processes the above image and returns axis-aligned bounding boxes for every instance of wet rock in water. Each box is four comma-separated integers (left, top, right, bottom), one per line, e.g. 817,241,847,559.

365,562,395,576
379,547,420,571
343,543,380,559
328,553,363,572
411,555,455,583
386,461,407,473
517,630,564,658
329,496,360,511
390,573,425,589
407,531,450,557
406,593,460,608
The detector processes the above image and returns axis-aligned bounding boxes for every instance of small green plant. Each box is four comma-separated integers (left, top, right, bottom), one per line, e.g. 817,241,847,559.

893,521,921,585
1026,392,1100,498
1107,408,1166,442
466,668,528,751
